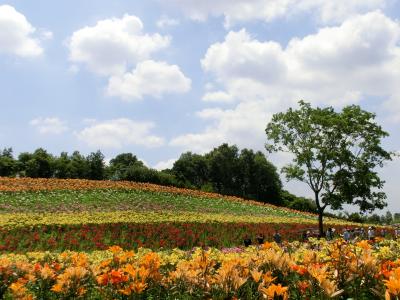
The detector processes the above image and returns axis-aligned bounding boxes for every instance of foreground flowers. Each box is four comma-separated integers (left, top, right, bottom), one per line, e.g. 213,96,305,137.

2,239,400,299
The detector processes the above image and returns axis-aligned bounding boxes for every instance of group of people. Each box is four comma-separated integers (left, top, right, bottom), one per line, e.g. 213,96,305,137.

341,226,391,242
244,225,399,247
243,230,282,247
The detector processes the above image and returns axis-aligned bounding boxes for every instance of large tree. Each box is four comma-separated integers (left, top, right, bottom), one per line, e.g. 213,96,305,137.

172,152,208,189
108,153,144,180
0,148,17,177
18,148,54,178
265,101,392,235
206,144,240,195
86,150,105,180
238,149,282,204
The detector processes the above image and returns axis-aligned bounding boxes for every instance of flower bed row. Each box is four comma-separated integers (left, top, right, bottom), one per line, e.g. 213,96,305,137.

0,222,359,253
0,177,315,218
2,239,400,299
0,210,323,228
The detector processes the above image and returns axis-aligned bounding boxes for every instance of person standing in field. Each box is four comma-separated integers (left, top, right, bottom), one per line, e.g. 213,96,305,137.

273,230,282,245
243,235,252,247
343,229,350,242
395,227,400,239
368,227,375,242
256,233,264,245
360,227,366,239
326,228,334,240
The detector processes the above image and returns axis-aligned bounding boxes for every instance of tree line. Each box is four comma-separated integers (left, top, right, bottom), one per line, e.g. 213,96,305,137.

0,144,315,210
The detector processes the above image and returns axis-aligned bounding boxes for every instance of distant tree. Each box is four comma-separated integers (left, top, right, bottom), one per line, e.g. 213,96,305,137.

367,214,382,224
156,171,180,187
280,190,317,213
107,153,144,180
18,148,54,178
237,149,257,198
394,213,400,223
346,212,365,223
69,151,89,178
251,151,282,204
86,150,105,180
172,152,208,189
54,152,72,179
0,148,17,176
238,149,282,204
384,211,393,225
172,145,283,204
206,144,240,195
266,101,392,235
124,166,154,183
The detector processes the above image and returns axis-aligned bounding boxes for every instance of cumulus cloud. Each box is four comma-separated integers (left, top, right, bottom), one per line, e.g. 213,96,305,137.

68,14,170,76
76,118,164,149
170,100,272,153
153,158,177,170
30,117,69,134
0,5,46,57
167,0,387,27
202,12,400,106
171,11,400,153
67,14,191,100
202,91,235,103
39,29,53,40
156,15,180,28
107,60,191,100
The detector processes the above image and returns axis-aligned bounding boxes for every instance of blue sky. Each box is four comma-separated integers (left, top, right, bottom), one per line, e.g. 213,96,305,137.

1,0,400,212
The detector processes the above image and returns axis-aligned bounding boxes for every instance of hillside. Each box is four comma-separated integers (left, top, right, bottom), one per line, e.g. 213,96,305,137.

0,177,353,252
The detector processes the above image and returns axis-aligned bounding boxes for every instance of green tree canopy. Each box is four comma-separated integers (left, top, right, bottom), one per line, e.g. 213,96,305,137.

18,148,54,178
238,149,282,205
0,148,17,177
206,144,240,195
266,101,392,235
86,150,105,180
172,152,208,189
108,153,144,180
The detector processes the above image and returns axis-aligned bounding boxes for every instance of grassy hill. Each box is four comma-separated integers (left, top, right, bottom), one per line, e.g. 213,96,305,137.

0,177,353,252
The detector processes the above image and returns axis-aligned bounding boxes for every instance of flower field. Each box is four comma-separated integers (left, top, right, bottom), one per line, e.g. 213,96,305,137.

2,239,400,299
0,177,362,252
0,177,392,299
0,177,312,218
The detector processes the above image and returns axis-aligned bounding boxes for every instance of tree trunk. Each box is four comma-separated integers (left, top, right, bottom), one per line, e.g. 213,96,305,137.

314,191,324,237
318,209,324,237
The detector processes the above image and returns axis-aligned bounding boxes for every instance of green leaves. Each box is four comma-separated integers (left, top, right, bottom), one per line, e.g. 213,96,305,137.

266,100,392,233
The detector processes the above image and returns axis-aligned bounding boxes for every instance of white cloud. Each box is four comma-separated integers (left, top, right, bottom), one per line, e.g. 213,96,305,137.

156,15,180,28
153,158,176,170
0,5,45,57
30,117,69,134
68,14,191,102
202,91,235,103
106,60,191,100
172,11,400,153
305,0,387,24
201,12,400,107
168,0,387,27
68,14,170,76
39,29,53,40
171,100,272,153
76,118,164,149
